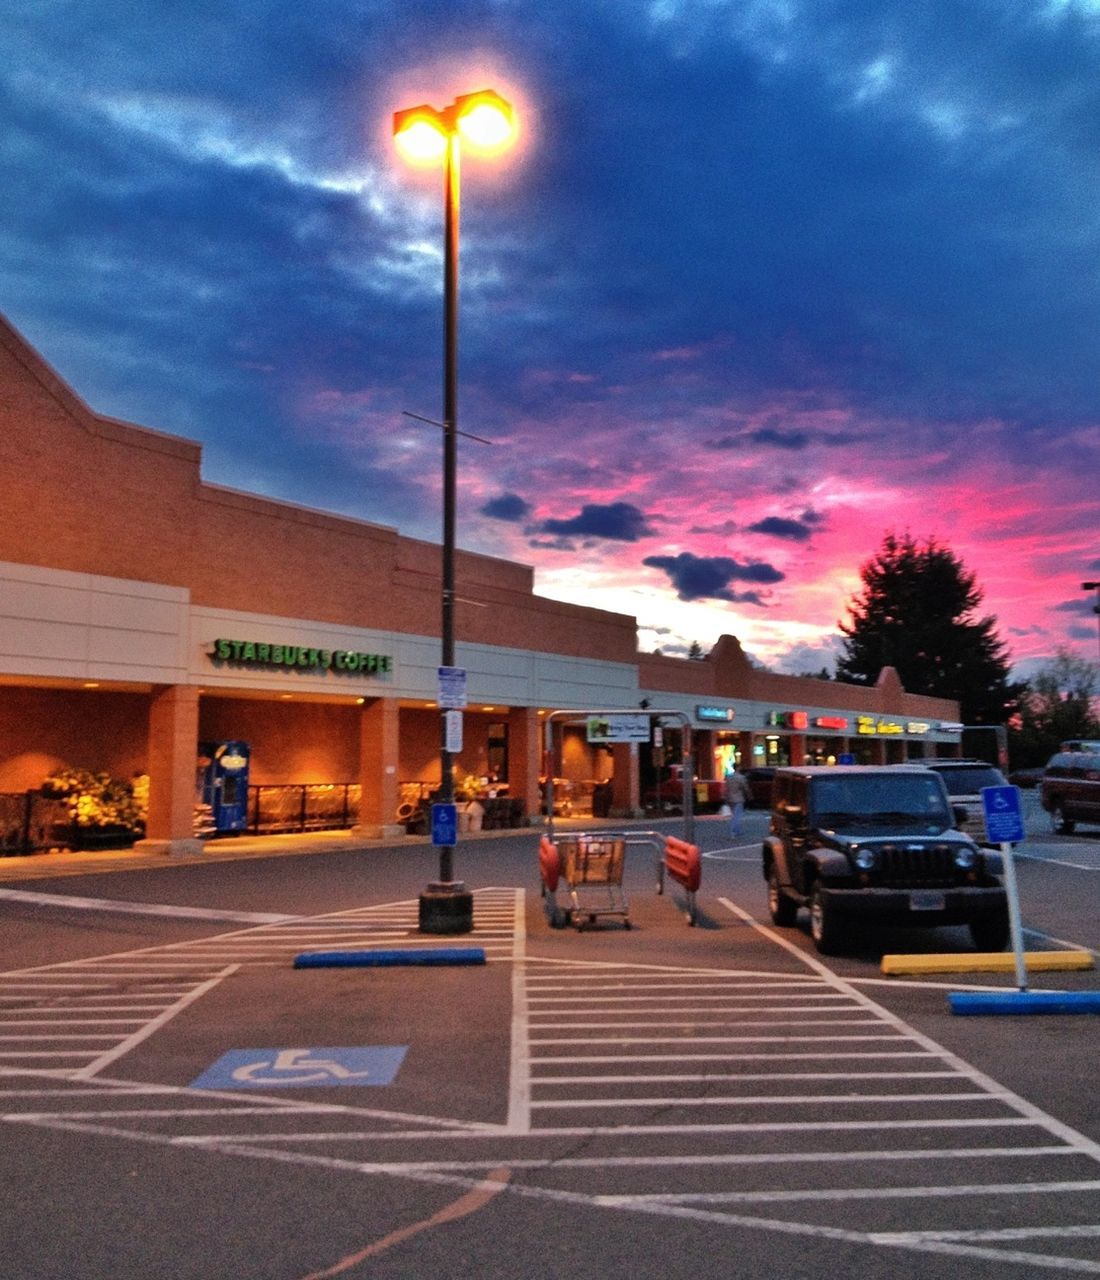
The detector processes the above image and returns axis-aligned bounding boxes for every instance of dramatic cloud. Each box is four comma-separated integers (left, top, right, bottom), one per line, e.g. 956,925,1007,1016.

537,502,655,543
643,552,784,603
747,516,815,542
1,1,1097,671
480,492,531,522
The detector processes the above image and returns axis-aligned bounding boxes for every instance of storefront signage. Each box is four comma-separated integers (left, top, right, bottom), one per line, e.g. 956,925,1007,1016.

696,705,735,723
814,716,849,731
767,711,808,729
586,714,651,744
211,638,391,675
856,714,904,736
906,721,932,735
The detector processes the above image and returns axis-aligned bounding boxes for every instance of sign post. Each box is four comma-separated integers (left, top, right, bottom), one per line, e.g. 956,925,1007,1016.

981,784,1027,990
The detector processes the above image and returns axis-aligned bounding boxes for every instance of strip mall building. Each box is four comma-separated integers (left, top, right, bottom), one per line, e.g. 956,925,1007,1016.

0,314,962,854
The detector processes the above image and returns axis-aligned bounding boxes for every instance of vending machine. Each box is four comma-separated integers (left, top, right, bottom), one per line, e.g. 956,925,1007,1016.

197,741,251,834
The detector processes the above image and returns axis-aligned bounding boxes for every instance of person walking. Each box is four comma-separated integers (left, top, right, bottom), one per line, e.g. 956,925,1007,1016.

724,765,752,839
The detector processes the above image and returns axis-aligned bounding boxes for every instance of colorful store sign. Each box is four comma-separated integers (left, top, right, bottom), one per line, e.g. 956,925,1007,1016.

696,705,735,722
767,711,808,729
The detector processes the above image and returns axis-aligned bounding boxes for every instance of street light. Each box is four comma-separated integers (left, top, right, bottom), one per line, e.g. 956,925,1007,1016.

1084,581,1100,661
393,89,518,935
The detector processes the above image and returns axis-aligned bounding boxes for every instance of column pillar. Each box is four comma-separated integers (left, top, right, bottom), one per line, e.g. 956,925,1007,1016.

788,734,807,767
355,697,404,839
610,742,641,817
136,685,203,857
738,731,755,769
508,706,541,821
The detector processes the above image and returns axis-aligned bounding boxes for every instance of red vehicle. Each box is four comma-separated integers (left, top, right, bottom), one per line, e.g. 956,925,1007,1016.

647,764,725,813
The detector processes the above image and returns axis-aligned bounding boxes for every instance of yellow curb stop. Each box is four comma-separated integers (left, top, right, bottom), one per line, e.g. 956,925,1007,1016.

882,950,1094,976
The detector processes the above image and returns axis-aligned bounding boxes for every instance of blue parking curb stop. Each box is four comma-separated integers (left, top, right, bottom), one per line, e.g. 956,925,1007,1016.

949,990,1100,1016
293,948,486,968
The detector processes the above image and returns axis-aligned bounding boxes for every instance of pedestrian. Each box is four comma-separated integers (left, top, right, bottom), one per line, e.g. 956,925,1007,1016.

724,765,751,839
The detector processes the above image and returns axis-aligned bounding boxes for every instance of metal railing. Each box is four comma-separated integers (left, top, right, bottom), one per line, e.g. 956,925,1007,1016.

0,791,76,856
246,784,360,835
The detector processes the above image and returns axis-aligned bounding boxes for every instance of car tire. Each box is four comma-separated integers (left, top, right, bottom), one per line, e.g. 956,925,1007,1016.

767,864,798,927
809,883,842,955
969,910,1010,952
1050,803,1076,835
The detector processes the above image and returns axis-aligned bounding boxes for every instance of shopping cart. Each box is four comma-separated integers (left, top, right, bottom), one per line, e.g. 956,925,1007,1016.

540,834,630,929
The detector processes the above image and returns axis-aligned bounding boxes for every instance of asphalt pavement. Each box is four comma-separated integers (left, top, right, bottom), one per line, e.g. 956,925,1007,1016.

3,801,1100,1279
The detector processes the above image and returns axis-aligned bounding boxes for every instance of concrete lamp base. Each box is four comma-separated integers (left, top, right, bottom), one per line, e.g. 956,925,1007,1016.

419,882,474,935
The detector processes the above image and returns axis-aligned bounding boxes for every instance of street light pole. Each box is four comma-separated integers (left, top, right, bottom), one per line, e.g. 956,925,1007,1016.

393,90,516,935
438,128,460,889
1084,581,1100,663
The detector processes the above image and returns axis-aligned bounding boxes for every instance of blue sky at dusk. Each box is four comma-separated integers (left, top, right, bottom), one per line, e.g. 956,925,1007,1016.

3,0,1098,676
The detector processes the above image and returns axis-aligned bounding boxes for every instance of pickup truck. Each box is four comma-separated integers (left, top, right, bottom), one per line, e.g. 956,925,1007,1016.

647,765,725,813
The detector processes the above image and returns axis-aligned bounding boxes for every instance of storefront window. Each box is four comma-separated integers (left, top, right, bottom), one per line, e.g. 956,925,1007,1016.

764,735,790,766
806,738,838,766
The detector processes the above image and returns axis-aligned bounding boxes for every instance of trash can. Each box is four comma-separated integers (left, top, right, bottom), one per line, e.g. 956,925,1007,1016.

592,780,613,818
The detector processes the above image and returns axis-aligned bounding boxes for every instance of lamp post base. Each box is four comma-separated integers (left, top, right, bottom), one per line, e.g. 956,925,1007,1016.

418,882,474,935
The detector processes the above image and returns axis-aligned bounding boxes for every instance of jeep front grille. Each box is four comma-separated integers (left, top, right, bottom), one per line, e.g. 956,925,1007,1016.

872,842,958,887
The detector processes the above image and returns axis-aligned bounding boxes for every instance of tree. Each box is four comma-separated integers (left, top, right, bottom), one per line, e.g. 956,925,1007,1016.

1009,650,1100,767
836,532,1013,724
687,640,706,661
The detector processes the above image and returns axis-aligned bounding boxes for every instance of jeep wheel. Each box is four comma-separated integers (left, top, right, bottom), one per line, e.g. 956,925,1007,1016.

1050,804,1076,835
767,865,798,927
809,883,842,955
969,910,1010,952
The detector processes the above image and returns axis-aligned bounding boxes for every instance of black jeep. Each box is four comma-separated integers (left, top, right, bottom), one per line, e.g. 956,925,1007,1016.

762,766,1009,954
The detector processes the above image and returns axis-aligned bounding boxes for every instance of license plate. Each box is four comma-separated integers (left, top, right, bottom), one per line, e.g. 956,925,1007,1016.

910,891,946,912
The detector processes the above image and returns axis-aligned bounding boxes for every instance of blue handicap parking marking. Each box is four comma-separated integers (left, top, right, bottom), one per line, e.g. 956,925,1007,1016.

981,784,1026,844
189,1046,407,1090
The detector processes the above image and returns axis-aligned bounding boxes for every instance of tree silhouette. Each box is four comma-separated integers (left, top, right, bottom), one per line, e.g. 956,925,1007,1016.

837,532,1012,724
1010,650,1100,766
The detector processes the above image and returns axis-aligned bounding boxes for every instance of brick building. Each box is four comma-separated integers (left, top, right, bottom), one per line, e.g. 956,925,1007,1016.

0,313,962,853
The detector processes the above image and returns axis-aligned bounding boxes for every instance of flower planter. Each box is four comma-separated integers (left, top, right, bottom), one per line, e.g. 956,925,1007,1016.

68,825,138,851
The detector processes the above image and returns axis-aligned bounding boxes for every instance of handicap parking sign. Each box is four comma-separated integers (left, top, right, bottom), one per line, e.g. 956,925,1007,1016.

189,1046,407,1090
981,784,1026,845
431,802,458,846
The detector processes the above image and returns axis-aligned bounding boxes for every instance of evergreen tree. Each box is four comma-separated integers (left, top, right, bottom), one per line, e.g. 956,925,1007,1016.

836,532,1012,724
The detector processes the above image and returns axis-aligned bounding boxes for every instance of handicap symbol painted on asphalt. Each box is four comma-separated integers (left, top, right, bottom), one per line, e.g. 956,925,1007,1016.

189,1046,407,1090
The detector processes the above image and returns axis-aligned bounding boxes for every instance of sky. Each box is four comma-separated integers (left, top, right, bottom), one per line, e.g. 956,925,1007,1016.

3,0,1099,679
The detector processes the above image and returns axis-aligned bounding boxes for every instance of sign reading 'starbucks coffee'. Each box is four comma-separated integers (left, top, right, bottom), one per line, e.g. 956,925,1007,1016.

211,638,392,675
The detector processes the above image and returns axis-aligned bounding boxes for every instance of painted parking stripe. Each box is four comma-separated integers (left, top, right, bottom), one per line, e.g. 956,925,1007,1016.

0,887,295,924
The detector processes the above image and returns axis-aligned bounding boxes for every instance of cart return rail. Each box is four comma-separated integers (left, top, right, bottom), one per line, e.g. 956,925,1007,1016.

539,829,702,928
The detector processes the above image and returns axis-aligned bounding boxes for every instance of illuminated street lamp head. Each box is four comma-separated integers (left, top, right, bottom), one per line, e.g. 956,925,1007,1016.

392,103,449,165
393,89,516,165
454,89,516,153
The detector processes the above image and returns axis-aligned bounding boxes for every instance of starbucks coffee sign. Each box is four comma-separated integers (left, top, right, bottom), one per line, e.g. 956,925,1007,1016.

211,638,392,675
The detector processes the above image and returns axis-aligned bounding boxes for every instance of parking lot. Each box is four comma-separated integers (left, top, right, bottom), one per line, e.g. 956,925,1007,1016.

2,799,1100,1279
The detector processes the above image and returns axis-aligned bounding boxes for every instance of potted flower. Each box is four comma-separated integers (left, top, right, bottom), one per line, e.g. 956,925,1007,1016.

41,768,148,850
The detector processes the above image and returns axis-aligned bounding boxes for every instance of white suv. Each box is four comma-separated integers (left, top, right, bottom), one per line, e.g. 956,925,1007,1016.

922,760,1007,840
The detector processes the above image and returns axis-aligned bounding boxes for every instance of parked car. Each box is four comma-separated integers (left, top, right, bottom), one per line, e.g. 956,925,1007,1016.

1040,750,1100,834
1007,767,1044,789
744,767,776,808
762,766,1008,955
922,759,1008,840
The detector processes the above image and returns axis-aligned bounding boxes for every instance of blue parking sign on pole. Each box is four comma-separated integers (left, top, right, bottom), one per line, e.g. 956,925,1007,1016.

981,785,1026,845
431,802,458,846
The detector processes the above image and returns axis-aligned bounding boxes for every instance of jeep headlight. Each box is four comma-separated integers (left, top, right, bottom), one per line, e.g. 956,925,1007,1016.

954,847,977,871
854,847,876,871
